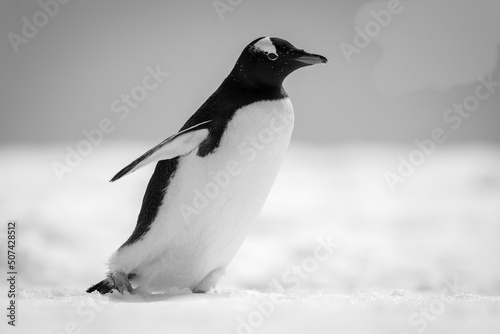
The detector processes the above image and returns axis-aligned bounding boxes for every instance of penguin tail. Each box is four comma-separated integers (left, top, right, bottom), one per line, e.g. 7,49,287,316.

86,271,133,294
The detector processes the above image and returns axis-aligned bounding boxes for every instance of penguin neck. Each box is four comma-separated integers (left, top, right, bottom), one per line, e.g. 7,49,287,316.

226,63,286,94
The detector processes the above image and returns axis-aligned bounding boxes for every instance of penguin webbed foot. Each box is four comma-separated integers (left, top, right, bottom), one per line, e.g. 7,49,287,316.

191,288,208,294
86,277,115,294
112,271,134,294
190,267,224,294
86,271,133,295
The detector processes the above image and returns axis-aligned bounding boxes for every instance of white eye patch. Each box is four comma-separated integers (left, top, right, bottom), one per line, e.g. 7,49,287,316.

252,37,278,60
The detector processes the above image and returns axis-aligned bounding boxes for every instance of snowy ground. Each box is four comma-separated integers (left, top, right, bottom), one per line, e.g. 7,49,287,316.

14,289,500,334
1,142,499,333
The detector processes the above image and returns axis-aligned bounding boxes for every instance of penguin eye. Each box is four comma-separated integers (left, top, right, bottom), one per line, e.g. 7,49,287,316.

267,52,278,61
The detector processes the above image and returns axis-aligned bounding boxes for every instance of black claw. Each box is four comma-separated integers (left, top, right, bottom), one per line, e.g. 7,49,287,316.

86,278,114,294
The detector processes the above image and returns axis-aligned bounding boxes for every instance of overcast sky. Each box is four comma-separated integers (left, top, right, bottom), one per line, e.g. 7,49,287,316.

1,0,499,145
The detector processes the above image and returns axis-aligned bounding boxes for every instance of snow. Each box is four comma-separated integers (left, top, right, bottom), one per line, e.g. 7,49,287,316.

11,289,500,333
1,142,500,333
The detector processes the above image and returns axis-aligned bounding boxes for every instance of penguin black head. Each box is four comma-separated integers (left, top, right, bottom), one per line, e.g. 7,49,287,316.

230,37,328,88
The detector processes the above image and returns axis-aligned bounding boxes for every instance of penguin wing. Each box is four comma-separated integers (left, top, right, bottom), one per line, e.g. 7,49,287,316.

110,120,211,182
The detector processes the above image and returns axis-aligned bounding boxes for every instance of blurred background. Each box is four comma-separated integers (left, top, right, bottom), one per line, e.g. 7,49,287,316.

0,0,499,295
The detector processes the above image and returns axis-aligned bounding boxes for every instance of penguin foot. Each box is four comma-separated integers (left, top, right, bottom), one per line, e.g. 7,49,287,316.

86,277,114,294
86,271,133,295
191,267,225,293
112,271,134,294
191,288,207,294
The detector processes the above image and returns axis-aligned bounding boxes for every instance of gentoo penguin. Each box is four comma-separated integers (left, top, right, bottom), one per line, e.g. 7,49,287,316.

87,37,327,294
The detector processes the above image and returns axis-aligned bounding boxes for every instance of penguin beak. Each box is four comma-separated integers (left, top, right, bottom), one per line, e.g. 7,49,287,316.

294,50,328,65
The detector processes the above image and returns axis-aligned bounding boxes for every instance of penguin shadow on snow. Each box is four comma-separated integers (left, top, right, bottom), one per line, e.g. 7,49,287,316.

104,288,228,303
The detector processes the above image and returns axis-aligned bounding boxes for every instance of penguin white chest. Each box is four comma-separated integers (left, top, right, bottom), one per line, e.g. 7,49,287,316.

174,97,294,247
181,97,294,221
122,98,294,290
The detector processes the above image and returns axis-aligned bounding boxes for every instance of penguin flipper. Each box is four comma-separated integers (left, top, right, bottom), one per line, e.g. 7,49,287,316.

110,120,211,182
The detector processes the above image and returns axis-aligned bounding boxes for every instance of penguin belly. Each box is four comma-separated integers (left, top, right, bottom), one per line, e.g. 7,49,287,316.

109,98,294,292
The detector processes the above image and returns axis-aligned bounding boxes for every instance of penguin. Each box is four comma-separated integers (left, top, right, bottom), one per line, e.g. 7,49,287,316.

87,37,327,294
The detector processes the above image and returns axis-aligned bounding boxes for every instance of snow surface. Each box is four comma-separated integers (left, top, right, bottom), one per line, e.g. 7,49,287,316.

1,142,499,333
12,288,500,334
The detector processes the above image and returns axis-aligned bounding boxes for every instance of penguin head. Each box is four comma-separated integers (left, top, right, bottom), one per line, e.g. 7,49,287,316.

231,37,328,88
